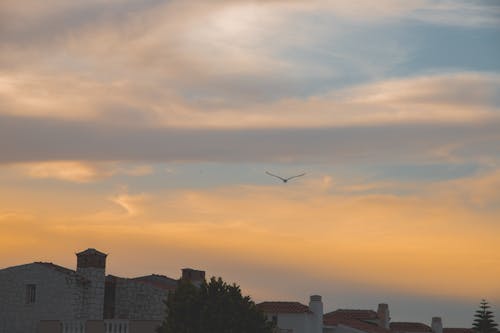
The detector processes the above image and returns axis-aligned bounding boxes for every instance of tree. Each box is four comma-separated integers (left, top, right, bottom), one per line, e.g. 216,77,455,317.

473,299,498,333
158,276,275,333
159,279,202,333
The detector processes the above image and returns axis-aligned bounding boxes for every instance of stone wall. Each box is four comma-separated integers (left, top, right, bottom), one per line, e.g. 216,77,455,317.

113,278,168,320
0,263,86,333
77,267,105,320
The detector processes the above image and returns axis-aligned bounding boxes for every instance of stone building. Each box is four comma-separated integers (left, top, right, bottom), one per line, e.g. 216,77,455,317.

0,248,204,333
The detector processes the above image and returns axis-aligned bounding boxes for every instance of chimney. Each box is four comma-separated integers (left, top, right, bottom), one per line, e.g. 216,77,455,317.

432,317,443,333
76,248,107,270
377,303,390,329
181,268,206,287
309,295,323,333
76,248,107,320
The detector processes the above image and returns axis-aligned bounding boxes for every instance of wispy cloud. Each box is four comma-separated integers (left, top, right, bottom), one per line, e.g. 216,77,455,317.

1,72,498,128
411,0,500,27
7,161,154,182
109,188,150,217
20,161,112,183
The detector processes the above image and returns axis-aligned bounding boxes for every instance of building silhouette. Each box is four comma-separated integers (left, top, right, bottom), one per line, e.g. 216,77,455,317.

0,248,204,333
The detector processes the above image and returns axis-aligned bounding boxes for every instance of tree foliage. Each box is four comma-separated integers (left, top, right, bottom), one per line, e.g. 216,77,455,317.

158,276,275,333
473,299,499,333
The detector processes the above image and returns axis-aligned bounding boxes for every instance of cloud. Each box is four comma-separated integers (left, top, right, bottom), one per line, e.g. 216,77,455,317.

345,72,500,107
1,71,498,129
0,211,34,221
2,73,500,167
117,165,154,176
6,161,154,182
109,189,150,217
410,0,500,27
1,111,499,166
19,161,112,183
2,1,497,113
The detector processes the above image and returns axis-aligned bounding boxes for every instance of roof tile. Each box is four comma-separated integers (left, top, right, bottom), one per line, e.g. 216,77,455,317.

257,301,311,314
391,322,433,332
325,309,379,321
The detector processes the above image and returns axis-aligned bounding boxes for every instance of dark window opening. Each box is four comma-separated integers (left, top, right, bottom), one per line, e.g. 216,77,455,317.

25,284,36,304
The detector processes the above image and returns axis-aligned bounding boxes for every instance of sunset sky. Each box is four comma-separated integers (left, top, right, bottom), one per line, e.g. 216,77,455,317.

1,0,500,327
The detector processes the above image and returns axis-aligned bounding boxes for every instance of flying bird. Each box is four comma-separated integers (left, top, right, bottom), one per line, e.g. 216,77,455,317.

266,171,306,183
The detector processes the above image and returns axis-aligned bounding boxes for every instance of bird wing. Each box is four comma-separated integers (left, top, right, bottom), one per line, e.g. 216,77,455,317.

285,173,306,181
266,171,287,181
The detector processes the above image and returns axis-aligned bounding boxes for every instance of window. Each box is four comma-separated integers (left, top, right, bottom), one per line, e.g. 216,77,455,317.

25,284,36,304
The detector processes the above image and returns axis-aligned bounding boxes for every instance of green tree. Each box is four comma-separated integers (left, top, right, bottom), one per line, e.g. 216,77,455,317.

158,276,275,333
159,279,202,333
473,299,498,333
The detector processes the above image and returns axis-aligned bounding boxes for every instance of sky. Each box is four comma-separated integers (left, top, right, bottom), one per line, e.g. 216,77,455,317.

1,0,500,327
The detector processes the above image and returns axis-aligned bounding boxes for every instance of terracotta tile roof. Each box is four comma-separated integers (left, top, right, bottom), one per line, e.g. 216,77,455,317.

443,328,474,333
257,301,311,314
324,309,379,321
327,319,391,333
391,322,432,332
323,309,390,333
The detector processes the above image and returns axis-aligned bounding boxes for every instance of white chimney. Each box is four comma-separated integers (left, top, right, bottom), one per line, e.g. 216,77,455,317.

377,303,390,329
432,317,443,333
309,295,323,333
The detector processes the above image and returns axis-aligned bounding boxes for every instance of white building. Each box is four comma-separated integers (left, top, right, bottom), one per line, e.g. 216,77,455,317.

259,298,471,333
258,295,323,333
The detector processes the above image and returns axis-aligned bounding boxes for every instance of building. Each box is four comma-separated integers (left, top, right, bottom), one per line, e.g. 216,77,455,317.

258,297,392,333
0,249,477,333
323,304,392,333
258,295,324,333
259,298,472,333
0,248,204,333
391,318,473,333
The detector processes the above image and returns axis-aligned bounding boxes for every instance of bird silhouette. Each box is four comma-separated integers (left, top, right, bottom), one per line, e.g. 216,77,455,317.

266,171,306,183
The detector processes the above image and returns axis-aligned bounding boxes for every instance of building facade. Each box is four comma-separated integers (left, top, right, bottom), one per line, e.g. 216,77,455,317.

0,248,204,333
258,295,324,333
259,298,472,333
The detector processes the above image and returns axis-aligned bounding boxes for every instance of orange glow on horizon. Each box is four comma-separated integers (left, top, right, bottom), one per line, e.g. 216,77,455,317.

1,171,499,301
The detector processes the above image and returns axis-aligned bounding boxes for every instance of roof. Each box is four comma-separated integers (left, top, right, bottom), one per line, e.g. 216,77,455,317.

390,322,432,332
76,248,107,257
34,262,89,284
131,274,177,291
34,262,75,275
324,309,379,321
322,309,391,333
443,328,474,333
257,301,312,314
329,319,392,333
